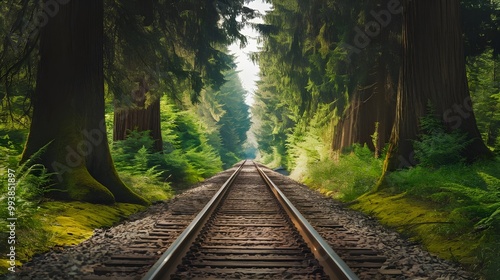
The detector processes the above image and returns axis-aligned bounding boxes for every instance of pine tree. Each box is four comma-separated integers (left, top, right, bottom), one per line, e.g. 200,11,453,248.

21,0,147,204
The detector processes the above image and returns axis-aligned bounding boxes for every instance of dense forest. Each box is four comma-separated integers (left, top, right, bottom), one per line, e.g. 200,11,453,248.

0,0,500,278
0,0,252,202
252,0,499,169
0,0,253,270
251,0,500,278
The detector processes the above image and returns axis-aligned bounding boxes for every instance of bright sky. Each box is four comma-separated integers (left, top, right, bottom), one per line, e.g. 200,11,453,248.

228,1,273,106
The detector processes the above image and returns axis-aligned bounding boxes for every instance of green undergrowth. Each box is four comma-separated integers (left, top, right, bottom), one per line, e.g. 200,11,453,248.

351,191,478,262
292,144,382,201
118,170,174,202
106,104,224,187
376,160,500,278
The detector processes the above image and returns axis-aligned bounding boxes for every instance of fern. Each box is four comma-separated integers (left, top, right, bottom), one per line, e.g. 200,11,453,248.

145,165,164,179
15,141,57,201
413,104,471,168
16,140,52,174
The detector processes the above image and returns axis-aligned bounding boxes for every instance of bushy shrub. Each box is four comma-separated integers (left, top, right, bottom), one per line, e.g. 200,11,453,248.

301,144,382,202
112,130,155,165
111,127,222,186
184,146,223,178
221,151,240,169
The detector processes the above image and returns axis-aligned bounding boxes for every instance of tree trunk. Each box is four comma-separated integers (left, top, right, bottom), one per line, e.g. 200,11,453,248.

333,64,396,156
113,78,163,152
21,0,147,205
383,0,492,173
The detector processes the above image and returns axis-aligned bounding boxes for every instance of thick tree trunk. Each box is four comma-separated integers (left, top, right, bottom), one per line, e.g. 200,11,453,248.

21,0,147,205
383,0,492,173
333,65,396,156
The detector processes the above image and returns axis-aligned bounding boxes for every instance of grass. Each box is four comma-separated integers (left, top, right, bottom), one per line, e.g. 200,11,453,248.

378,160,500,278
292,144,382,202
292,144,500,279
118,171,174,202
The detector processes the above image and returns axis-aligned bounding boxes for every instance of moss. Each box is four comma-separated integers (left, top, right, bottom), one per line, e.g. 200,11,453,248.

51,165,148,206
119,172,173,203
352,191,479,265
62,166,116,204
96,167,149,205
36,201,144,246
0,201,144,275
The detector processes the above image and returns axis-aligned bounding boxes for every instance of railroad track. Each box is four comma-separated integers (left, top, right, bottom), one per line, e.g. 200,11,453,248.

143,161,358,280
83,161,392,279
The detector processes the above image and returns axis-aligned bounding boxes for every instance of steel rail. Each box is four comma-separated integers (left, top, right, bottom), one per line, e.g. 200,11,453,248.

142,160,246,280
254,161,359,280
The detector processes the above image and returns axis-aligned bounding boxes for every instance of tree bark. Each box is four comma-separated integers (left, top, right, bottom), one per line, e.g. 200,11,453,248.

333,64,396,156
21,0,147,205
383,0,492,173
113,78,163,152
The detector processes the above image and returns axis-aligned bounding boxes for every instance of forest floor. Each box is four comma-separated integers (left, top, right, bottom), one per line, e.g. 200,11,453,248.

2,129,499,278
0,201,146,274
352,192,481,270
1,155,498,278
